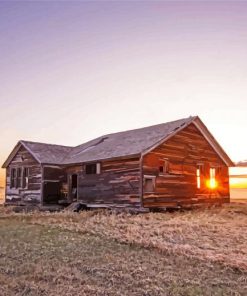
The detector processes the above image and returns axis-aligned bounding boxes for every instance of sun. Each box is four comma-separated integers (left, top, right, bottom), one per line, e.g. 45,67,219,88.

206,179,218,190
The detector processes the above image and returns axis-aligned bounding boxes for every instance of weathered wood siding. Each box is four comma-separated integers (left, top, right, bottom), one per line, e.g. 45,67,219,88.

5,146,41,204
142,123,230,208
66,158,141,208
43,166,67,182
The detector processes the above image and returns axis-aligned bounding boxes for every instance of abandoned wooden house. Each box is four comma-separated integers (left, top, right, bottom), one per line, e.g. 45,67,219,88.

2,116,234,209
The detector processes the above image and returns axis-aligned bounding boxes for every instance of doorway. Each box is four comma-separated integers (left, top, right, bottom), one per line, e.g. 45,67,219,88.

43,181,60,204
70,174,78,201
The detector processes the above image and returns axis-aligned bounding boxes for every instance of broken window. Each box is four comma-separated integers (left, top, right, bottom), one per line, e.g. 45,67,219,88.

85,163,101,175
159,159,169,174
85,164,96,174
144,176,155,192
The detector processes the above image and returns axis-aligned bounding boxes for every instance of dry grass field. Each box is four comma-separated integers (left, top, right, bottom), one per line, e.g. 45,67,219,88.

0,203,247,296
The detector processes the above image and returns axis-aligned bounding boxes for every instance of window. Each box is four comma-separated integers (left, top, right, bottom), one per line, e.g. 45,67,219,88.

85,164,96,174
17,168,22,188
85,163,101,175
159,159,169,174
10,168,16,188
10,167,29,189
144,176,156,192
216,166,222,175
196,167,201,189
22,168,29,189
209,168,216,188
196,164,204,189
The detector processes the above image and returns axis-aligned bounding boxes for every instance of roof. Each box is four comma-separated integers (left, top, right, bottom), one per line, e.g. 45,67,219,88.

1,141,73,168
21,141,73,164
64,117,194,164
2,116,234,167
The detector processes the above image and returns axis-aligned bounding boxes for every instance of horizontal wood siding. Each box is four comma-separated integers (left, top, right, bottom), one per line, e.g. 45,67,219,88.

67,158,141,208
43,166,67,183
142,123,230,208
5,146,41,204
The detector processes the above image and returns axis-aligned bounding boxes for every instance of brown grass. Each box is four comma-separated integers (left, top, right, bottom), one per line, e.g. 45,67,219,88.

0,203,247,295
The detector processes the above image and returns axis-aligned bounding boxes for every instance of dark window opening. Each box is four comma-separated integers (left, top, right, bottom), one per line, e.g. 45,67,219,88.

10,168,16,188
17,168,22,188
85,163,97,174
159,166,164,173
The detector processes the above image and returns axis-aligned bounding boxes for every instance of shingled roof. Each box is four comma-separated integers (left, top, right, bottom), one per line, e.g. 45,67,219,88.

2,116,234,167
64,117,194,164
21,141,73,164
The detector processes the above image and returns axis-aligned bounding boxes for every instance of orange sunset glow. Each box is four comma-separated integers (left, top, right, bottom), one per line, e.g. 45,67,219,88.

229,167,247,189
0,171,4,188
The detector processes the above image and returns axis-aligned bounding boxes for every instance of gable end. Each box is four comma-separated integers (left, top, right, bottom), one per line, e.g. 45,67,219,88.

2,142,40,168
142,116,234,167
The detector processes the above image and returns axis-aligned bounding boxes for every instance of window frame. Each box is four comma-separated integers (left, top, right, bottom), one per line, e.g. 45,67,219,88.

143,175,156,193
10,167,29,189
96,163,101,174
85,163,101,175
10,168,16,189
159,159,169,175
210,167,216,187
22,167,29,189
196,164,204,189
17,167,22,188
196,166,201,189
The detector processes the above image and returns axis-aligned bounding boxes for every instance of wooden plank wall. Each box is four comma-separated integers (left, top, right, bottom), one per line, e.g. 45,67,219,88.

142,123,230,208
5,146,41,204
65,158,141,208
43,166,67,182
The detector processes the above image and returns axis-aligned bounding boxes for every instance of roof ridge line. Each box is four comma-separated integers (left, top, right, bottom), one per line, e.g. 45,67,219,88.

20,140,73,149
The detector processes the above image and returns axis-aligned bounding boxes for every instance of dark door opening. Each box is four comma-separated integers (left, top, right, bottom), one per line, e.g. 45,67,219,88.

43,181,60,204
70,174,78,201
